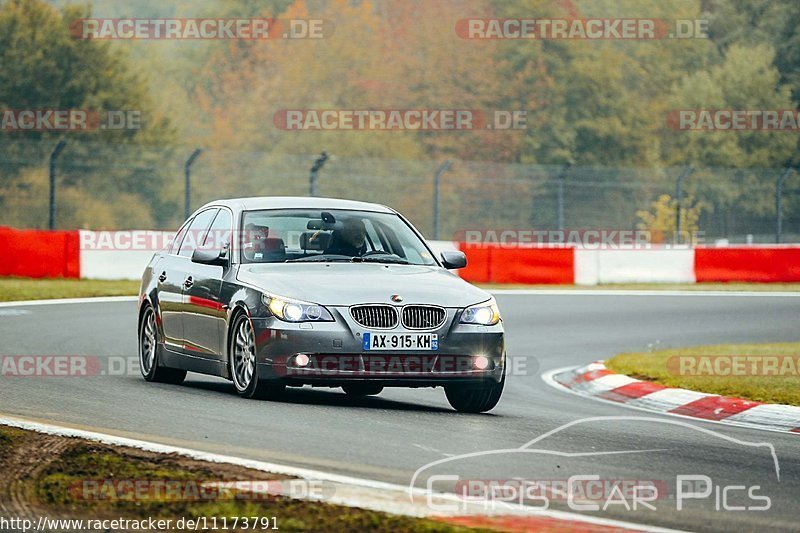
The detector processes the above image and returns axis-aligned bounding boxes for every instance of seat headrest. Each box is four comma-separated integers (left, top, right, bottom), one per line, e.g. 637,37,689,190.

263,237,284,251
251,237,285,262
300,231,331,251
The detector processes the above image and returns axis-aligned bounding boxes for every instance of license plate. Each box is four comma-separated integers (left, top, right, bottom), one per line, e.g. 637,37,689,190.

363,332,438,351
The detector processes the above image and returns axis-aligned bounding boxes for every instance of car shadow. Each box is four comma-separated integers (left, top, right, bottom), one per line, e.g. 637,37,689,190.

285,387,463,413
181,379,459,413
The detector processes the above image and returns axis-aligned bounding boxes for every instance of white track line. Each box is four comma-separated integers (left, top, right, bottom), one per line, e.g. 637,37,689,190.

0,296,137,307
541,366,799,436
492,289,800,297
0,415,685,533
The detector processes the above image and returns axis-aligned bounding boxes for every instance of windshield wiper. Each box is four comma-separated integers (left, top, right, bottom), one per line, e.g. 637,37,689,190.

286,255,352,263
286,252,410,265
357,254,409,265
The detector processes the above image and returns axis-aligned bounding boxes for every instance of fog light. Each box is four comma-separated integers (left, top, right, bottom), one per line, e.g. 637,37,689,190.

294,354,310,367
473,355,490,370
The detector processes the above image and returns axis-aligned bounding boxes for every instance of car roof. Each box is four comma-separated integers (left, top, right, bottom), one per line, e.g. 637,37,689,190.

198,196,396,214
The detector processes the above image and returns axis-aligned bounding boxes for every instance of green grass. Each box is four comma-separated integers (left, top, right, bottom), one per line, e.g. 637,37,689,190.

26,438,482,533
0,426,25,459
0,429,13,449
606,343,800,406
480,282,800,291
1,277,797,303
0,277,139,301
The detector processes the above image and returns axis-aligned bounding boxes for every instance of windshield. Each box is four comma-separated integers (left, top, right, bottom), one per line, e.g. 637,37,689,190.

240,209,437,266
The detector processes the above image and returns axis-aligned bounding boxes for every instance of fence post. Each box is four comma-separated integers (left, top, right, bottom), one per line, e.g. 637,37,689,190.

184,148,203,220
309,151,329,197
433,160,452,240
674,165,693,244
776,167,793,244
48,139,67,230
556,162,571,232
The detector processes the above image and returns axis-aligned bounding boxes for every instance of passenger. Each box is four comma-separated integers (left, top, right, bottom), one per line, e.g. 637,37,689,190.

242,223,268,261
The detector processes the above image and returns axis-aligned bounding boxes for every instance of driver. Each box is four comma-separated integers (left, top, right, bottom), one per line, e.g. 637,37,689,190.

325,217,367,257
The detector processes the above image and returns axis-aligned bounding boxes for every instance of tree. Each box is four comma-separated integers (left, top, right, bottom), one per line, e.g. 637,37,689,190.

706,0,800,106
0,0,176,228
0,0,171,144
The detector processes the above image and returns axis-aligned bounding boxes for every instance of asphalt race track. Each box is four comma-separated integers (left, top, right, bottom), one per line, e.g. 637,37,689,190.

2,292,799,532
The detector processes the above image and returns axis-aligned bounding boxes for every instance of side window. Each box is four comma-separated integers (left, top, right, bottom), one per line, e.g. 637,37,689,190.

178,209,218,258
170,219,193,254
202,209,233,254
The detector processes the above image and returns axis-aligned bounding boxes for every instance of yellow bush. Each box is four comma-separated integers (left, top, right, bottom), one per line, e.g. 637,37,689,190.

636,194,706,244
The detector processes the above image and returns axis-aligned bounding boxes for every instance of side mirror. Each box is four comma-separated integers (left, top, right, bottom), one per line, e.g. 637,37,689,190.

191,247,228,267
440,250,467,270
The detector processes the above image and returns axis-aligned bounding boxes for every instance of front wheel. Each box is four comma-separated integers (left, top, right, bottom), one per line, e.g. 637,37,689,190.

230,313,285,400
444,369,505,413
139,305,186,384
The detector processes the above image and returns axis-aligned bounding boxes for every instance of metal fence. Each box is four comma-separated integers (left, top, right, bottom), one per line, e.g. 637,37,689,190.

1,139,798,244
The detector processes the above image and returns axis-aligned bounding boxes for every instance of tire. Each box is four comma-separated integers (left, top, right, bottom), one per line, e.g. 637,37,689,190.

444,367,505,413
139,305,186,385
342,384,384,397
229,312,285,400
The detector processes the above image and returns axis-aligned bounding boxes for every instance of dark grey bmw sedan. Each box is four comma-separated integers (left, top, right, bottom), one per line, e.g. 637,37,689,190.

138,197,505,412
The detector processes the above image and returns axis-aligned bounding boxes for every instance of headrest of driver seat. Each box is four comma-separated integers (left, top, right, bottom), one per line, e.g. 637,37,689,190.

250,237,285,262
300,231,331,251
262,237,285,251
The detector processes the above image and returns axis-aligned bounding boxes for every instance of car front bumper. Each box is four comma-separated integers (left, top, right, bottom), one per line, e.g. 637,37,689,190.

251,306,505,386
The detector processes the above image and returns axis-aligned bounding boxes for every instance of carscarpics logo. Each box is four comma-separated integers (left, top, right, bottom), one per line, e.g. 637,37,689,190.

410,416,779,514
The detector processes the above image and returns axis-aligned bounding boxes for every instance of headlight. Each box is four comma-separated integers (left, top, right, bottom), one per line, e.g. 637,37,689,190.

460,297,501,326
261,294,334,322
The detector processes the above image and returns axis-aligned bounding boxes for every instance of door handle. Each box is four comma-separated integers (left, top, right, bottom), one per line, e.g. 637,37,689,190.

183,276,194,289
158,271,167,283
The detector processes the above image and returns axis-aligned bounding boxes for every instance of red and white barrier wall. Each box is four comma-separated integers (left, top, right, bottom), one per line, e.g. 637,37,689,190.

694,247,800,283
574,248,696,285
0,227,80,278
78,230,172,280
1,227,799,284
455,242,800,285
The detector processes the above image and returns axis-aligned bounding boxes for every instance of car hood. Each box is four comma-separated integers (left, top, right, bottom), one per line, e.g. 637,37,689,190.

236,263,491,307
